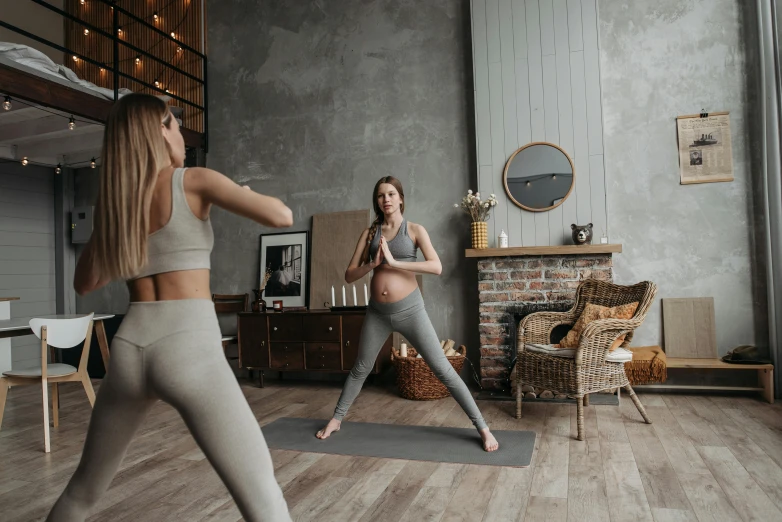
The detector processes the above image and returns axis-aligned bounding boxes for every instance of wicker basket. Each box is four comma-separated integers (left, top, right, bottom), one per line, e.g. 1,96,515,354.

391,345,467,400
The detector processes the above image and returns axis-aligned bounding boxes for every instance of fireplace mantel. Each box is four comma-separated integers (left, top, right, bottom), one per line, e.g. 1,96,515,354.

465,244,622,258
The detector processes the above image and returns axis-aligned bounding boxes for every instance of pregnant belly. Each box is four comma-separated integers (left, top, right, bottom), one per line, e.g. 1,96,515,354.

370,267,418,303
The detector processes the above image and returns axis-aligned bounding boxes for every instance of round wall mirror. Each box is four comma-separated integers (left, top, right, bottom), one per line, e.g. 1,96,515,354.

503,142,575,212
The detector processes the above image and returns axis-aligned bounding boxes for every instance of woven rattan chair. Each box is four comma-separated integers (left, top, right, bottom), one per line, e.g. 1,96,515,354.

515,279,657,441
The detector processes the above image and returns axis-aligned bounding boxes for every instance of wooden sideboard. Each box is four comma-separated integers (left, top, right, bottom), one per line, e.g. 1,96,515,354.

237,310,392,386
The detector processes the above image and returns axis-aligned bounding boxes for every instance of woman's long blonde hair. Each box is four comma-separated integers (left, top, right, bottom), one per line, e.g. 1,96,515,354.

92,93,173,279
361,176,405,264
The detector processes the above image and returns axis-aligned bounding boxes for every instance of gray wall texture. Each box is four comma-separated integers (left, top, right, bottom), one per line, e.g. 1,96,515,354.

206,1,482,361
598,0,766,355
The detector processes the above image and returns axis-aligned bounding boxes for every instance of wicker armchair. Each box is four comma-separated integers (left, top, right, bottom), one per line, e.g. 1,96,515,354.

515,279,657,440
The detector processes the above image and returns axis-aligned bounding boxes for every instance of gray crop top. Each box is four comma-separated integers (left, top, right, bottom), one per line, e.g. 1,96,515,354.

131,168,214,279
368,218,418,264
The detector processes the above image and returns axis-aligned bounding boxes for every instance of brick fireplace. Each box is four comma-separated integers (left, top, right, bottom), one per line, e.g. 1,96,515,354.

471,245,620,392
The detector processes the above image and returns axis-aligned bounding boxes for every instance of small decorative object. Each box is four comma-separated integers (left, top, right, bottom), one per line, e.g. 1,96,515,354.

352,284,357,306
400,343,408,358
364,284,369,305
273,300,283,311
259,230,309,309
455,190,498,250
570,223,593,245
342,285,346,307
252,266,273,312
599,227,608,244
504,142,575,211
498,229,508,248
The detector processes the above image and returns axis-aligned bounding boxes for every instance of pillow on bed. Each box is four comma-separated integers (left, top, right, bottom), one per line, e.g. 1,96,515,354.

0,42,57,70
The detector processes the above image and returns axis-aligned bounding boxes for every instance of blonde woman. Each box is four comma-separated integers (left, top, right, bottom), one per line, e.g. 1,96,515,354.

316,176,499,452
47,94,293,522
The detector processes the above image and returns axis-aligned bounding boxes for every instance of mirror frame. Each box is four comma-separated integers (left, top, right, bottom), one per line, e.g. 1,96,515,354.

502,141,576,213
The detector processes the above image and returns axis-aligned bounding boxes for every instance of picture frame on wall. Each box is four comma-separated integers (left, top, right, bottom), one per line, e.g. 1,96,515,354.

259,230,309,309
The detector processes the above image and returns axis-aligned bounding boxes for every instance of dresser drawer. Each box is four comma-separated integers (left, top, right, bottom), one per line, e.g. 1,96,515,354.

269,343,304,370
304,315,341,342
237,314,269,368
268,315,303,341
305,342,342,370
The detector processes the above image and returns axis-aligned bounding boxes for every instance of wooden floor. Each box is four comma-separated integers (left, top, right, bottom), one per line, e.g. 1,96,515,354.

1,379,781,522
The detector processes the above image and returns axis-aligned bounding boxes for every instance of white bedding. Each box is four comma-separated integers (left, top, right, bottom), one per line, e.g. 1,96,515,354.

0,41,132,100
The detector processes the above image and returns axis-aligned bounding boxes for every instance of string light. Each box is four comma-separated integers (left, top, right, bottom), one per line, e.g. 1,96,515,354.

80,0,85,4
154,79,160,88
68,116,75,130
135,55,141,64
73,55,79,62
21,157,28,166
177,46,183,53
2,96,10,111
153,12,159,21
526,181,531,187
55,164,62,175
552,174,556,180
170,32,176,39
117,27,122,35
83,28,89,36
90,157,96,169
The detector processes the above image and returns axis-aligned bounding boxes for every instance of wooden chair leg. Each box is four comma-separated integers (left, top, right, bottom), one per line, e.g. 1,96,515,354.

583,393,589,407
515,382,523,419
624,385,652,424
0,377,8,430
82,374,96,407
52,383,59,428
576,397,585,441
42,378,51,453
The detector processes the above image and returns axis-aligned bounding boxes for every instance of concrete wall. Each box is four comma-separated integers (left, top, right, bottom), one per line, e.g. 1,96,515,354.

0,0,65,65
598,0,766,355
206,0,481,369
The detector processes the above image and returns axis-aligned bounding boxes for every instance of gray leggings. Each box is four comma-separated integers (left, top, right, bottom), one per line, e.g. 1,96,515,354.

334,288,488,430
47,300,291,522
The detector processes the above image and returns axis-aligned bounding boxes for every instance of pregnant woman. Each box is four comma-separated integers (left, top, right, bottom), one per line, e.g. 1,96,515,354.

316,176,498,452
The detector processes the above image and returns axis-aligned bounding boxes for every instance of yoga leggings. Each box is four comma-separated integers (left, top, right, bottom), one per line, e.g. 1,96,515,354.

333,288,488,430
46,299,291,522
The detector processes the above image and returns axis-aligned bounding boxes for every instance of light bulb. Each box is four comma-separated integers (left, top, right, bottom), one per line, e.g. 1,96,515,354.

80,0,85,4
2,96,10,111
68,116,75,130
55,164,62,175
552,174,556,180
21,157,28,166
526,181,531,187
153,12,158,21
117,27,122,35
135,56,141,64
73,55,79,62
154,79,160,88
177,46,183,53
170,32,176,39
164,88,170,93
90,157,96,169
83,28,89,36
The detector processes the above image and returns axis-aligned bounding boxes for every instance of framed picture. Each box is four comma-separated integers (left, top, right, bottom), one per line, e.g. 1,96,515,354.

259,231,309,308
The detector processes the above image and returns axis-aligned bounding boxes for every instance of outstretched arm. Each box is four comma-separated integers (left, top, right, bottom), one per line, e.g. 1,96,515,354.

382,224,442,276
189,167,293,228
73,239,111,296
345,229,383,284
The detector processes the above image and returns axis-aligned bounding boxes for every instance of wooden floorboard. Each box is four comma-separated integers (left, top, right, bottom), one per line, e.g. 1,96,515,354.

0,381,780,521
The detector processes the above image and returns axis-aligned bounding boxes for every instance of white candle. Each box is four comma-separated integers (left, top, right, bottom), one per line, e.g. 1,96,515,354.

400,343,407,357
331,286,335,307
342,285,346,307
364,283,368,305
352,285,357,306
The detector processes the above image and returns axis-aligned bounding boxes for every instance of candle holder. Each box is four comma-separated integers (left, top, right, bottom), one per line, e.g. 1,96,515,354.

326,303,368,312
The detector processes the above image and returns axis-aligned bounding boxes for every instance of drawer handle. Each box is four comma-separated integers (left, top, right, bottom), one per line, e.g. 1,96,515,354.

274,327,278,331
328,327,333,331
321,364,325,368
285,363,289,367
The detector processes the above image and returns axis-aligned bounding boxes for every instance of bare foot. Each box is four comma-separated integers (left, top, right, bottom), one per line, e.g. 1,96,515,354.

316,418,341,439
480,428,499,452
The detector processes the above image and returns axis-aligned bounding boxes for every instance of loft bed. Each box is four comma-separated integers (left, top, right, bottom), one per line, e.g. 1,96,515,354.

0,0,207,169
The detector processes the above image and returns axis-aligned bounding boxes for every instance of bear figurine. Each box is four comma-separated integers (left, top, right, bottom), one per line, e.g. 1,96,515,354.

571,223,593,245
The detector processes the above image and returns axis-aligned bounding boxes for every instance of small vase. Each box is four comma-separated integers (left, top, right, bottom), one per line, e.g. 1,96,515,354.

471,221,488,249
251,289,267,313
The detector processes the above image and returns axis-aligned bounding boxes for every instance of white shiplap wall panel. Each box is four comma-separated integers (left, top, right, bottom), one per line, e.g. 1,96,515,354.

471,0,608,246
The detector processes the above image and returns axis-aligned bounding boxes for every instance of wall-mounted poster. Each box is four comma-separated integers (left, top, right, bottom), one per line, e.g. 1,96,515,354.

676,111,734,185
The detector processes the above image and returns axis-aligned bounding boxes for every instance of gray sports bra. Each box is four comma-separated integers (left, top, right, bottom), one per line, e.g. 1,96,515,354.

368,218,418,264
130,168,214,279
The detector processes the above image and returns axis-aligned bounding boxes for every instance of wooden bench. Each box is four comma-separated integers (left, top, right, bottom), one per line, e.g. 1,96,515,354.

635,357,774,404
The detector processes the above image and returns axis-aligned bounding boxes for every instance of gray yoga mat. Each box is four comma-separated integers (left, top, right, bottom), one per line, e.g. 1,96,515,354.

262,417,535,467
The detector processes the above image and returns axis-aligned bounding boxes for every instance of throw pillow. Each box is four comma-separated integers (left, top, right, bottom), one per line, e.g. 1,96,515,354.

559,301,639,349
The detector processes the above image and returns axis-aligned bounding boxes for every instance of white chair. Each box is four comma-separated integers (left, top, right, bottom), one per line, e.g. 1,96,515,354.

0,314,95,452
